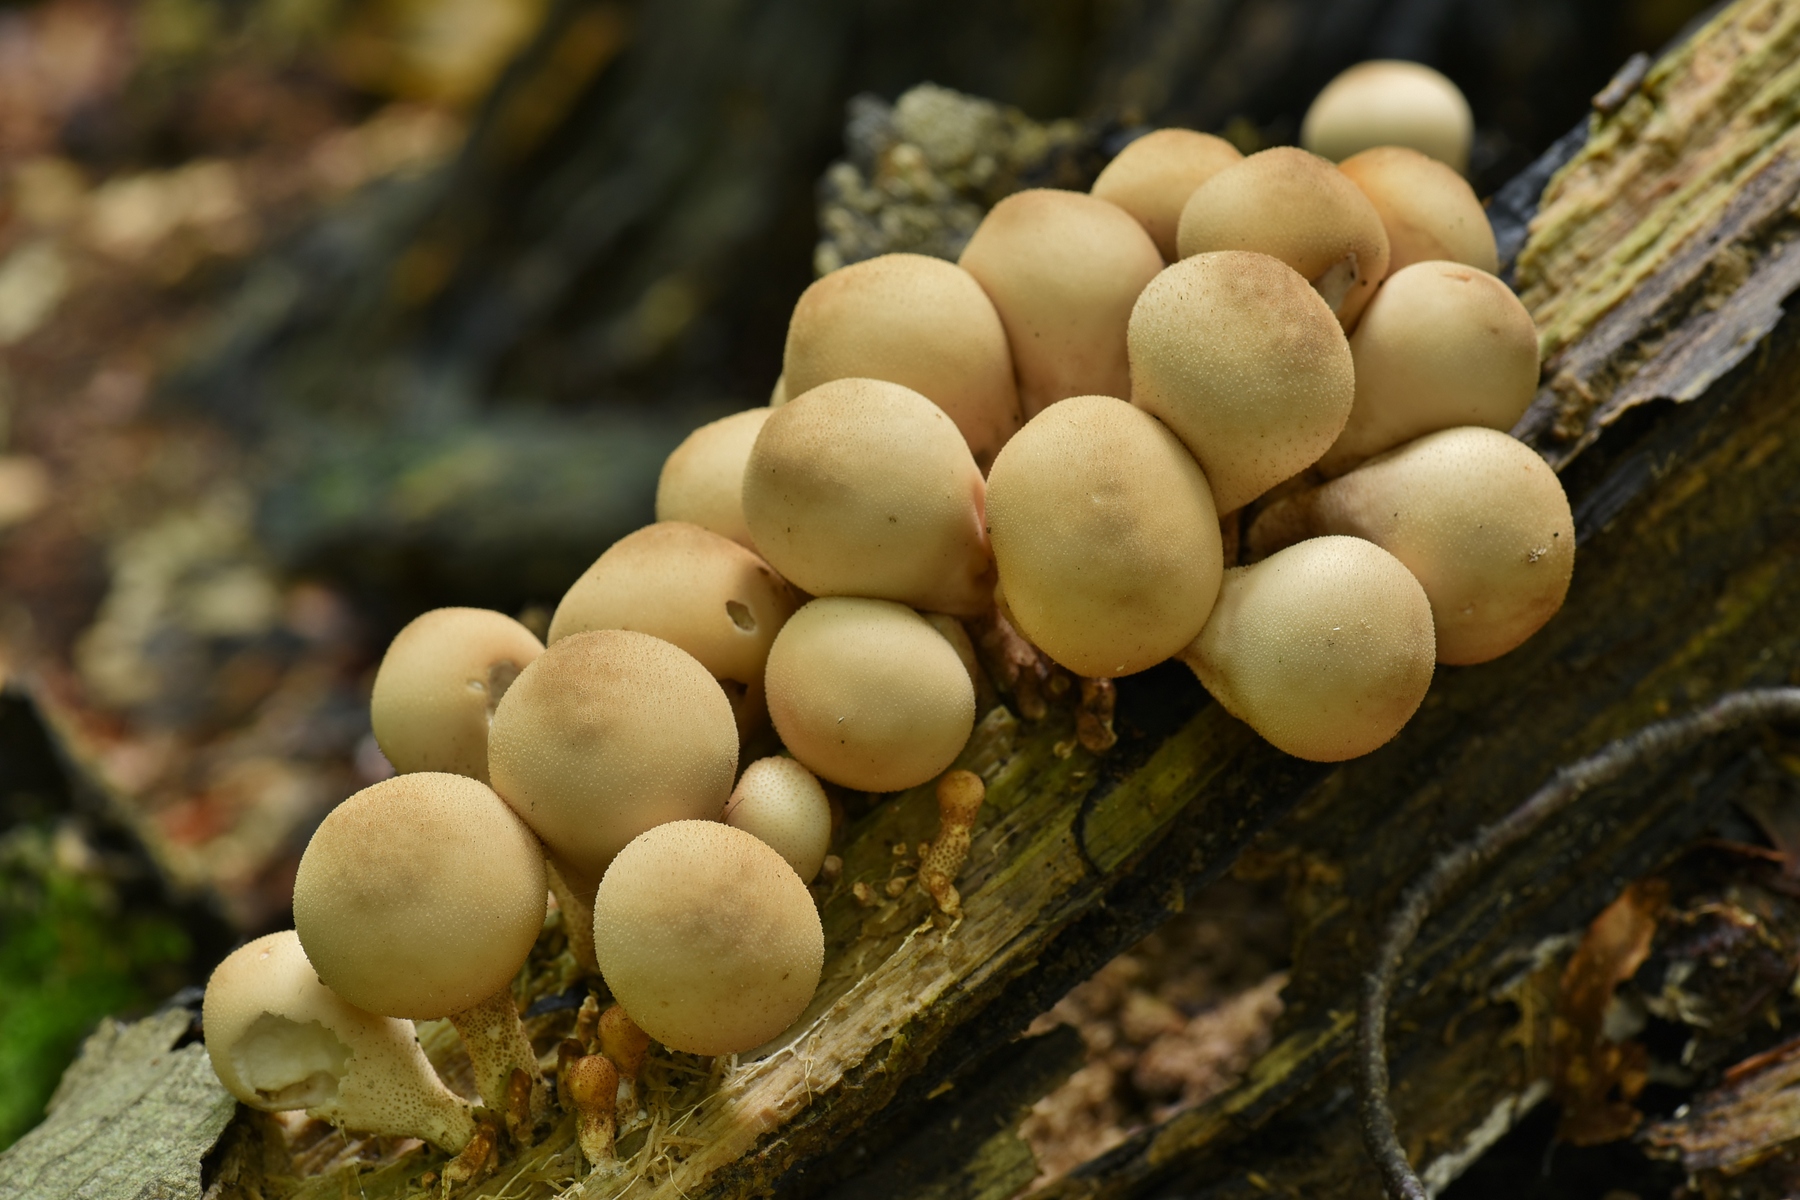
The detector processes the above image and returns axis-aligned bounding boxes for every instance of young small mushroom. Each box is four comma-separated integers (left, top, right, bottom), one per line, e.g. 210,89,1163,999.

202,930,475,1154
563,1053,621,1170
742,377,993,617
984,395,1222,678
1301,60,1475,173
369,608,544,784
1128,251,1356,513
1178,536,1436,761
1316,262,1540,476
292,773,549,1136
548,521,798,737
598,1003,651,1097
1248,427,1576,665
1176,147,1391,329
1090,128,1244,262
918,770,986,918
724,756,833,882
592,821,825,1057
655,408,772,550
957,188,1164,416
782,253,1023,471
488,629,739,965
1338,146,1498,276
765,597,976,793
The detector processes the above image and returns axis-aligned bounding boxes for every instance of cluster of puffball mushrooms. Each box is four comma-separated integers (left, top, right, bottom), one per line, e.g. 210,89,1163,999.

201,60,1573,1183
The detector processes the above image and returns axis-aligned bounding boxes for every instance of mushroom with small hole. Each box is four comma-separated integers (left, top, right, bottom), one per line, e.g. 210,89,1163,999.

724,756,832,883
548,521,798,738
1128,251,1355,513
369,608,543,784
203,930,476,1153
1301,60,1474,173
958,188,1164,417
743,377,993,617
292,773,549,1134
655,409,772,550
592,821,824,1057
1248,427,1576,665
1178,536,1436,761
1176,147,1390,329
1338,146,1497,276
764,597,976,793
984,395,1222,678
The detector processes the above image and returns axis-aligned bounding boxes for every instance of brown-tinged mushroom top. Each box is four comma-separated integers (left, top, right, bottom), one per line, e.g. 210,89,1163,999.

1091,128,1243,261
655,408,772,550
293,772,547,1020
1301,60,1474,173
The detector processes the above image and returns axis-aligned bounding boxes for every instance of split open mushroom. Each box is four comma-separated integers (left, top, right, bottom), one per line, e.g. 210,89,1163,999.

1128,250,1355,513
591,820,824,1057
764,597,975,793
743,377,993,617
1300,59,1475,173
203,930,475,1153
655,408,772,550
293,772,548,1130
781,252,1022,471
724,756,833,883
1249,427,1576,665
1176,146,1391,329
1090,128,1243,262
548,521,798,737
369,608,544,784
1338,146,1498,276
985,394,1222,678
957,188,1164,416
1179,535,1436,761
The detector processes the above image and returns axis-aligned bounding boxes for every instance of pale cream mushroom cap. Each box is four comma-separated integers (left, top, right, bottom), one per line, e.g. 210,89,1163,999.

1129,251,1355,513
1091,128,1244,261
742,377,993,617
293,773,547,1020
1339,147,1497,275
1176,147,1390,329
1301,60,1474,173
202,930,474,1152
655,408,772,550
985,395,1222,677
488,629,739,879
1180,536,1435,761
1318,261,1539,476
724,756,832,882
1255,427,1575,665
764,597,975,793
770,375,788,407
958,188,1164,417
593,821,823,1057
782,253,1023,471
548,521,798,734
369,608,543,784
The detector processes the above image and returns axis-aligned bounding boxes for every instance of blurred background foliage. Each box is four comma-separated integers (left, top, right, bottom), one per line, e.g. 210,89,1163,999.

0,0,1714,1153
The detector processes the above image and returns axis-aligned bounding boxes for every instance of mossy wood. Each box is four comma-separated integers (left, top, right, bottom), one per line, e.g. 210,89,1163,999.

10,2,1800,1197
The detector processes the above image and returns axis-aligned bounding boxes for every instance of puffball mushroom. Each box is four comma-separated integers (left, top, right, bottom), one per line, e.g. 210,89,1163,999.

293,773,548,1127
957,188,1163,417
592,820,824,1057
984,395,1222,678
1249,427,1576,665
742,377,993,617
1317,262,1540,476
1090,128,1244,261
203,930,475,1153
370,608,544,784
655,408,771,550
764,597,975,793
1128,251,1355,513
782,253,1022,471
1301,60,1475,174
724,756,832,882
1176,147,1390,329
548,521,797,737
1338,146,1497,276
1179,536,1435,761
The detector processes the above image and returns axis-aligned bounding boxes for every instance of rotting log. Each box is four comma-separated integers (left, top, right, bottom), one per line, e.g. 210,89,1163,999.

8,3,1800,1199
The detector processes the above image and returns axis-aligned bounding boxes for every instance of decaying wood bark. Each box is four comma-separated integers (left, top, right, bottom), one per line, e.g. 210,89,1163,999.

7,2,1800,1198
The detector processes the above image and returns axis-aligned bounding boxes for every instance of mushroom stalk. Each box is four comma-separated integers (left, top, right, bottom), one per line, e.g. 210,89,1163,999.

919,770,986,918
447,989,546,1139
1076,678,1118,753
547,858,599,974
565,1054,621,1169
